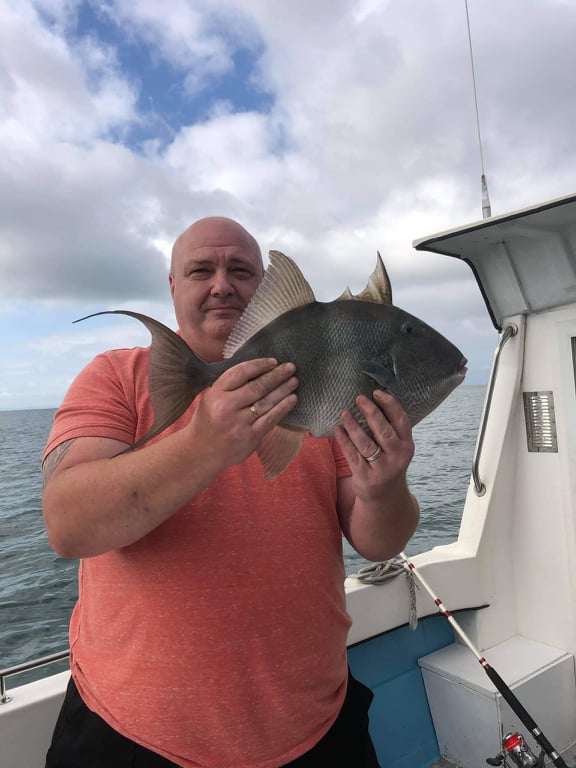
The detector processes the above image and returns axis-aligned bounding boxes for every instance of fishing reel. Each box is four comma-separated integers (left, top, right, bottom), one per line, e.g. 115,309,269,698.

486,732,544,768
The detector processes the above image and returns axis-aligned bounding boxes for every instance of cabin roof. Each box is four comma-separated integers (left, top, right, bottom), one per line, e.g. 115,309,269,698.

413,192,576,329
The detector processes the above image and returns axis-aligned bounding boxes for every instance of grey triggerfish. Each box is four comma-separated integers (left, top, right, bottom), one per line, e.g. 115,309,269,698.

78,250,467,478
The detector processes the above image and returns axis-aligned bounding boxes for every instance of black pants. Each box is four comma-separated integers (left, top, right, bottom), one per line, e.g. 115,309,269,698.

45,673,380,768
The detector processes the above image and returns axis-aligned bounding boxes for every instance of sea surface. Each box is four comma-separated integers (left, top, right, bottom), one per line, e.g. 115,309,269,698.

0,386,485,675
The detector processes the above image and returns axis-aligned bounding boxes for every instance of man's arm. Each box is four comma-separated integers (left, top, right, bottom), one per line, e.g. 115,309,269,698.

334,390,419,562
42,359,298,559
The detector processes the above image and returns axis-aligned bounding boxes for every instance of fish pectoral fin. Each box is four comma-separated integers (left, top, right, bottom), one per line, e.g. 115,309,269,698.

257,427,306,479
361,357,396,389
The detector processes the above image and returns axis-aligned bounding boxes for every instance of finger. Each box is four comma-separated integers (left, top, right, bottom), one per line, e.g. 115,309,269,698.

370,391,412,439
238,362,297,408
333,424,373,471
338,410,382,459
248,375,299,419
363,392,415,464
354,398,397,448
217,358,280,392
252,392,298,434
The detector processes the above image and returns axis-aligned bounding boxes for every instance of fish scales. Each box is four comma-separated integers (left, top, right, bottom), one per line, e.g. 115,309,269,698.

227,301,397,436
226,299,462,437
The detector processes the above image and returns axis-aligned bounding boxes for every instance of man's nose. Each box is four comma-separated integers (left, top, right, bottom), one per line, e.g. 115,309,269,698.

210,269,234,295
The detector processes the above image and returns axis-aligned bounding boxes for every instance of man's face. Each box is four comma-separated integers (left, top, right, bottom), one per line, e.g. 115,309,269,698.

169,218,263,361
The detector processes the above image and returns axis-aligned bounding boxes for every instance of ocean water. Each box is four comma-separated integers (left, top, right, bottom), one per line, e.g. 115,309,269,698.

0,386,485,672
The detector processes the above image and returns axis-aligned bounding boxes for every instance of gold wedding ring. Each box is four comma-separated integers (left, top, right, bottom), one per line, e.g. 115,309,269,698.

365,446,382,463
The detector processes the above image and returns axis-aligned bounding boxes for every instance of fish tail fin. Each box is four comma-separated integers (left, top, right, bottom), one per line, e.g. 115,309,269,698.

74,310,216,449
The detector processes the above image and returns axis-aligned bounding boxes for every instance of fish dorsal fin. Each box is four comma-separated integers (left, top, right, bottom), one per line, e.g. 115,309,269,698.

337,287,354,300
223,250,316,358
335,251,393,304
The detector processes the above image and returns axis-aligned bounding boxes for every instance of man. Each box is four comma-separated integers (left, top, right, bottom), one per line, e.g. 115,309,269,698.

42,217,419,767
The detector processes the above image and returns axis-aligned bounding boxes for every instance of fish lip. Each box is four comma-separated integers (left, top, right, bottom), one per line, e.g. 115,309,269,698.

456,356,468,379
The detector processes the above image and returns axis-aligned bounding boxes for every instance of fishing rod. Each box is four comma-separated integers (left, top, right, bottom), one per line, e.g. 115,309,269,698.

399,551,571,768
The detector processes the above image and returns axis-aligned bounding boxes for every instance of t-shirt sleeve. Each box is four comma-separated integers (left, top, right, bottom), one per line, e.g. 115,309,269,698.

330,437,351,478
42,352,139,462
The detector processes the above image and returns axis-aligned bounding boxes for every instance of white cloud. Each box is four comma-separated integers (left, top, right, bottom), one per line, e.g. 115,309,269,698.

0,1,137,143
96,0,261,95
1,0,576,406
165,111,280,194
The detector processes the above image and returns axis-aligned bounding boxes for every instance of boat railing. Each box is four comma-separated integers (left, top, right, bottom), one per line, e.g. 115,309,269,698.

0,650,70,705
472,323,518,496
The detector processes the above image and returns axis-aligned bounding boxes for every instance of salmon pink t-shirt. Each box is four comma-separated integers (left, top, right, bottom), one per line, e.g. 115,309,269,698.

43,346,353,768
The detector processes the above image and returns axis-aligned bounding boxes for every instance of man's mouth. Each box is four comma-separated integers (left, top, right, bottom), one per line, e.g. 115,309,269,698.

205,304,244,314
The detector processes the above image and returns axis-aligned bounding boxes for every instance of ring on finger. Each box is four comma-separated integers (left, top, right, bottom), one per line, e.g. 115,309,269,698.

249,404,260,419
365,446,382,463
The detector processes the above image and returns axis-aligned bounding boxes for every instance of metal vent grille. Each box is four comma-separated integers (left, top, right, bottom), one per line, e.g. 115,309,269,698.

523,391,558,452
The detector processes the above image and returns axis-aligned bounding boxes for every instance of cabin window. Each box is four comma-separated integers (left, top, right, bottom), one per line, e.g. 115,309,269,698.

523,391,558,452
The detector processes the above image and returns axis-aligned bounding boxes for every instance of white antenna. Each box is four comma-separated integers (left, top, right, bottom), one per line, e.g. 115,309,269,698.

465,0,492,218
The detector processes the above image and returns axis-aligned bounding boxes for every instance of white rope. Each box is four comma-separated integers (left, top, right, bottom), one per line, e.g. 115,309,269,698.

352,559,418,630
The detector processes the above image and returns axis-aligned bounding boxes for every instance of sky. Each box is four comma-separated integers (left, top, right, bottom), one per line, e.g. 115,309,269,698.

1,0,575,411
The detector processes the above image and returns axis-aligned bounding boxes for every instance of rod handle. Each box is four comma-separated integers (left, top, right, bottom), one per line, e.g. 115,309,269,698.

485,665,570,768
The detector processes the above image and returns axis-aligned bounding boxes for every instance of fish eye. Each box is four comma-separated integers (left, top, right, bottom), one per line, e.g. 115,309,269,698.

401,321,414,335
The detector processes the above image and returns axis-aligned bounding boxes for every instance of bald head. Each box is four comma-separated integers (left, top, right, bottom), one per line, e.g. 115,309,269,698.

168,216,264,360
171,217,263,276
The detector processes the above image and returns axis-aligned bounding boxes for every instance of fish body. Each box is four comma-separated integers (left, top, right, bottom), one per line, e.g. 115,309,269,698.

78,251,466,478
224,299,463,434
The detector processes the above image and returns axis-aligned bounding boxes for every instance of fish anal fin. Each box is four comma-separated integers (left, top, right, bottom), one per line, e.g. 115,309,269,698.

257,426,306,479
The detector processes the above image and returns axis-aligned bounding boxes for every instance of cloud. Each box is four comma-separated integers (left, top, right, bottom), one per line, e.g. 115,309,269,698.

2,0,576,407
0,140,171,301
1,1,136,142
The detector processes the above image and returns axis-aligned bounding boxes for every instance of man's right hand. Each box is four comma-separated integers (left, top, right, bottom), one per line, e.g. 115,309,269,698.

42,359,298,559
184,358,298,471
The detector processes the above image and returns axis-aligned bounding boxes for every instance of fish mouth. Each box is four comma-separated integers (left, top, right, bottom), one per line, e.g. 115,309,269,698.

456,356,468,380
